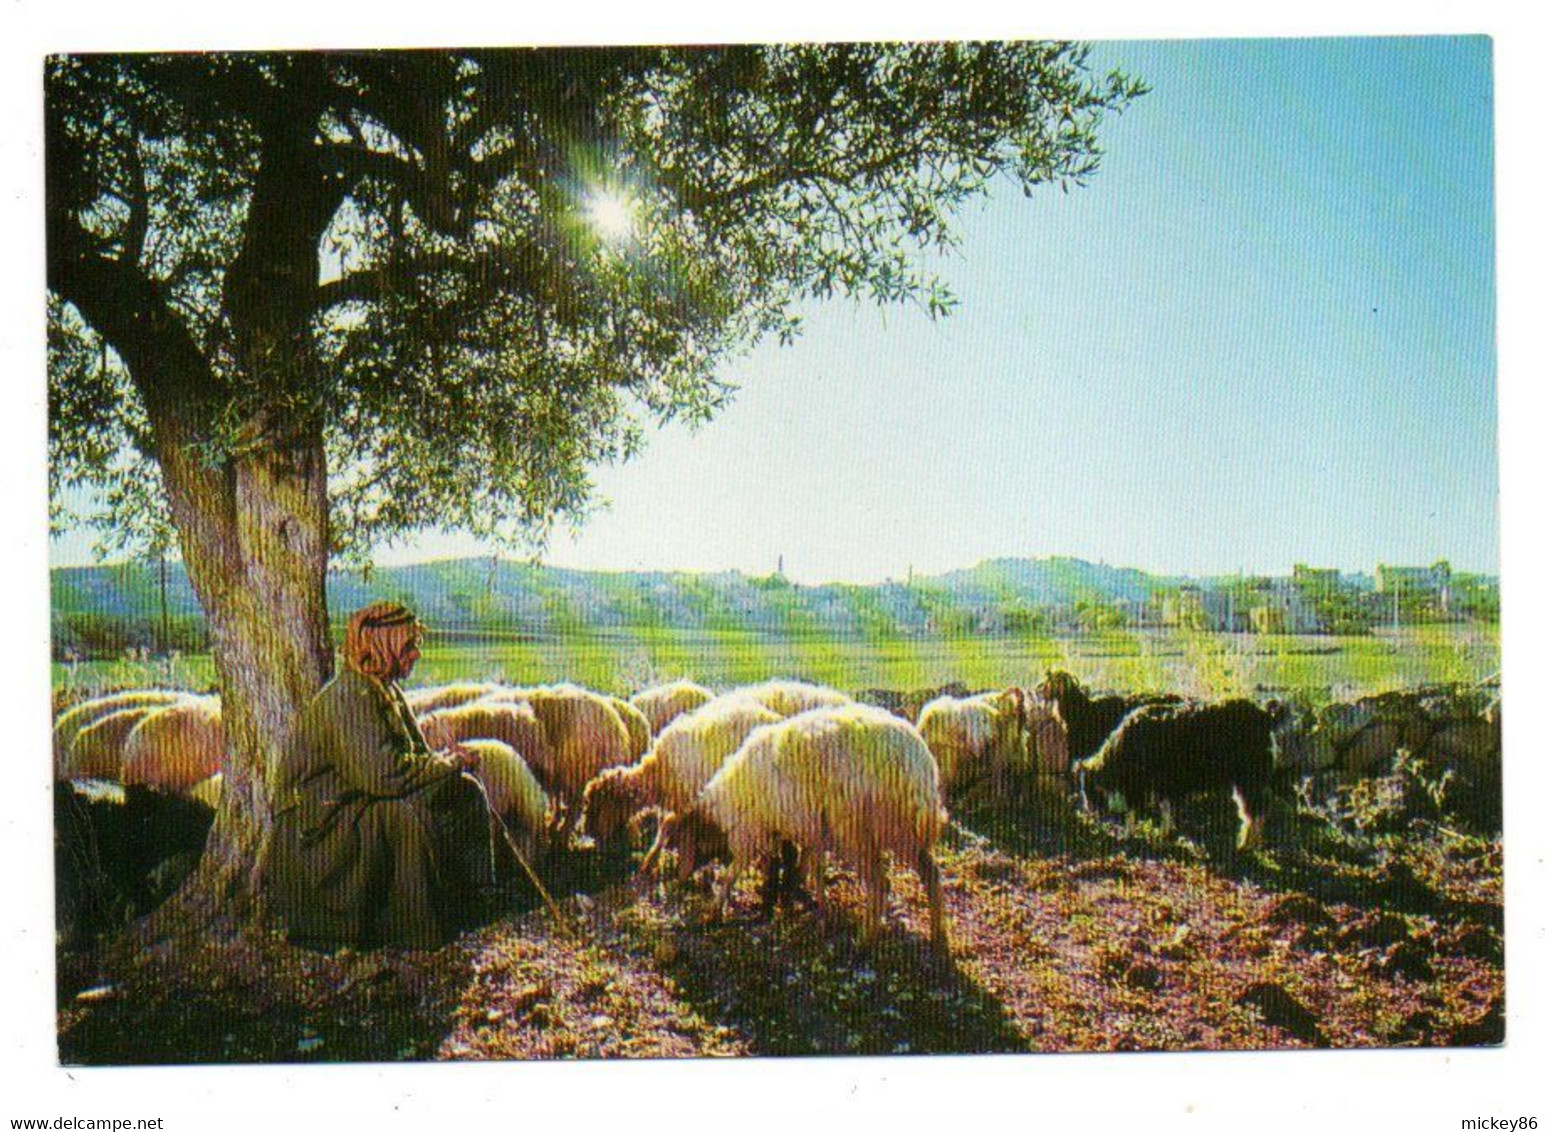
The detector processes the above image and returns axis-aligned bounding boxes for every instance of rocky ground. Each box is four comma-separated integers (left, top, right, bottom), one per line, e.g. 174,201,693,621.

56,784,1504,1064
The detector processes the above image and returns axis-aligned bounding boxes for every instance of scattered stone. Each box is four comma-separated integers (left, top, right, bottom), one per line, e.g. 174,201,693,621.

1068,859,1131,883
1290,925,1333,954
508,982,551,1016
1236,982,1325,1046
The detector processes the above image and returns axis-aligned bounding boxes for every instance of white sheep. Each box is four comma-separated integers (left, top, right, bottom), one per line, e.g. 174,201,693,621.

403,682,500,715
673,703,950,954
629,680,714,736
64,704,169,781
455,737,549,865
606,695,652,761
120,694,224,792
53,690,187,777
731,679,852,718
585,696,782,871
480,684,635,846
419,699,550,777
916,687,1029,797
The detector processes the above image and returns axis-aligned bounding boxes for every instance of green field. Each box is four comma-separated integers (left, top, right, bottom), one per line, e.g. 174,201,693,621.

51,622,1500,706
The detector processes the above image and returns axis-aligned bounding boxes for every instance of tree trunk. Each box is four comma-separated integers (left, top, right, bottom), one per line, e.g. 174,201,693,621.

49,61,351,929
177,436,334,910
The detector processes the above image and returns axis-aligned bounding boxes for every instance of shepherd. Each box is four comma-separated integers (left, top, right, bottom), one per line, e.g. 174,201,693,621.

266,601,500,949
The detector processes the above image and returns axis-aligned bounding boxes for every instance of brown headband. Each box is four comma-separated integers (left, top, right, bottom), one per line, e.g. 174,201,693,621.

345,602,422,680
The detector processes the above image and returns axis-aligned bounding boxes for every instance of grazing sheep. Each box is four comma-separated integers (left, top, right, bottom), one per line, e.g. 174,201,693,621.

629,680,715,736
732,679,852,717
403,682,499,715
455,738,549,865
1035,670,1181,766
585,696,783,869
606,696,652,761
671,703,950,954
482,684,634,846
1074,698,1276,850
119,695,224,792
63,705,166,781
419,700,550,776
1023,692,1072,778
53,691,187,776
917,687,1031,798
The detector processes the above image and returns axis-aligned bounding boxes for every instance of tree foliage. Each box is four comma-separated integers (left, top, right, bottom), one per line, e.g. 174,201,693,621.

48,43,1145,564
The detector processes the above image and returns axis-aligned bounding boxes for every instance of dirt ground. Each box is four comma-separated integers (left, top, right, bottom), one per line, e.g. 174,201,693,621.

56,787,1503,1064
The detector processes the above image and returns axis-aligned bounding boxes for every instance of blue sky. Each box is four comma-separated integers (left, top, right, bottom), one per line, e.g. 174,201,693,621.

50,36,1499,582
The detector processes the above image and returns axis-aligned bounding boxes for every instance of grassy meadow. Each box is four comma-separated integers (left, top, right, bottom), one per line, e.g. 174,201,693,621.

51,622,1500,706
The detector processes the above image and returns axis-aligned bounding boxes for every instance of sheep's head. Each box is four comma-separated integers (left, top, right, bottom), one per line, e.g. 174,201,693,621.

665,806,731,879
582,768,637,846
1035,670,1084,713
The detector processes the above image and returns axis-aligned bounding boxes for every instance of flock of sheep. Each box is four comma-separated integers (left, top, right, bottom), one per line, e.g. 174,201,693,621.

51,671,1503,956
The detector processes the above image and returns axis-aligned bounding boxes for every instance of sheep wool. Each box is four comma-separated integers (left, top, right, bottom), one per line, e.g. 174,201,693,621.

403,682,499,716
457,738,549,862
629,680,714,736
419,700,549,776
606,696,652,761
589,696,782,864
731,679,852,718
120,695,225,791
693,702,949,953
65,704,167,781
917,689,1027,794
53,690,187,776
187,773,223,810
484,684,634,846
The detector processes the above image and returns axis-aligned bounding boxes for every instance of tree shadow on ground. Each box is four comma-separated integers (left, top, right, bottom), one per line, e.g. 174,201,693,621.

55,841,637,1066
56,899,481,1064
952,785,1500,933
616,886,1029,1056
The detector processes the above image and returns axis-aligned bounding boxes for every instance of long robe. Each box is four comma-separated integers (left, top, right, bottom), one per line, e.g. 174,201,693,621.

266,666,497,949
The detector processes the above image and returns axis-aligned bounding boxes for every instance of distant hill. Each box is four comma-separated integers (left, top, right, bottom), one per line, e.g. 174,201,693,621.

48,555,1496,656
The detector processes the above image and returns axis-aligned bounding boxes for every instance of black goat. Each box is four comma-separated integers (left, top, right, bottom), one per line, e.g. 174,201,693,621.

1034,670,1180,764
1073,698,1276,850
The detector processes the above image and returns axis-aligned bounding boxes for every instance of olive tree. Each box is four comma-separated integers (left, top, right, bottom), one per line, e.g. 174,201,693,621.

46,43,1143,909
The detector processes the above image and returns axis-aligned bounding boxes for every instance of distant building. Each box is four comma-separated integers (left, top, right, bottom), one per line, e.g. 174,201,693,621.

1292,564,1341,592
1161,579,1319,633
1375,560,1451,611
